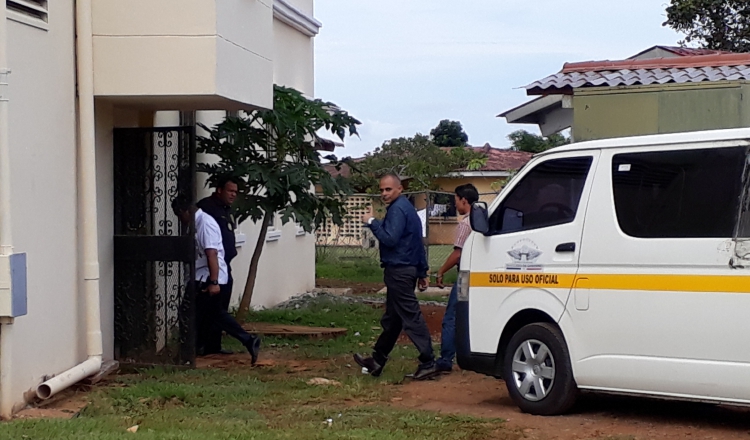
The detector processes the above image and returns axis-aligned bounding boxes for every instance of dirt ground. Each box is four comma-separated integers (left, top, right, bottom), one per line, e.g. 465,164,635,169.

195,348,750,440
396,372,750,439
315,278,384,295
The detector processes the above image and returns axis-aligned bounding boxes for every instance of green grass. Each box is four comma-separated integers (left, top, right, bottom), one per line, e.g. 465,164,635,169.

316,246,458,285
1,299,511,439
241,298,386,359
2,366,510,440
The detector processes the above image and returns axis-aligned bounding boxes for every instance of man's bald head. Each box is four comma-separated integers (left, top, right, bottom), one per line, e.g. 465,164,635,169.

379,173,403,204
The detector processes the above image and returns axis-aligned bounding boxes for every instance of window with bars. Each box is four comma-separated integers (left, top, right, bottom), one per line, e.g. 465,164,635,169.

7,0,48,23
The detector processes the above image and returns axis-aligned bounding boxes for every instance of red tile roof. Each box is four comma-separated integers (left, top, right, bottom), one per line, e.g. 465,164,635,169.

657,46,731,57
562,53,750,73
468,144,532,172
525,52,750,95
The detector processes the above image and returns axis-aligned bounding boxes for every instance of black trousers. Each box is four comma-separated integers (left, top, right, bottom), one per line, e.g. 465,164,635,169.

372,266,435,365
203,274,233,353
194,280,252,352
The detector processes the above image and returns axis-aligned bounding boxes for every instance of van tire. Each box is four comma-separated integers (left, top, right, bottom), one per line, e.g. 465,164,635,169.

503,322,577,415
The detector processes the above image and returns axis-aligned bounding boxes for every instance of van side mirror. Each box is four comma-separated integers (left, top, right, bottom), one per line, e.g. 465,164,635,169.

470,202,490,235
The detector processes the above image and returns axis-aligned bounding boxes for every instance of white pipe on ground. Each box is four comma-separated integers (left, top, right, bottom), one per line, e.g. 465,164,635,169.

35,358,101,400
36,0,102,400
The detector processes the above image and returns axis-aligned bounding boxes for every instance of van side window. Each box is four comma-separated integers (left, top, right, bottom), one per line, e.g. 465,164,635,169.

612,147,746,238
488,157,593,235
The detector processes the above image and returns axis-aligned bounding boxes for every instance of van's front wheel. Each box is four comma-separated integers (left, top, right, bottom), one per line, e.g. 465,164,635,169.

503,323,577,415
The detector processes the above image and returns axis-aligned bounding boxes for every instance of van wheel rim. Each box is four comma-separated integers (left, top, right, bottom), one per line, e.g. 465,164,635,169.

511,339,555,402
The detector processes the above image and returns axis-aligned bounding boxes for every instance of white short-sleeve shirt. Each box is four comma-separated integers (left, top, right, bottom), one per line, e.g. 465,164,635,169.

195,209,228,284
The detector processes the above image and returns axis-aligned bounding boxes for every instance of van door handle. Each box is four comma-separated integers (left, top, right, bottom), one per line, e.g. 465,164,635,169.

555,242,576,253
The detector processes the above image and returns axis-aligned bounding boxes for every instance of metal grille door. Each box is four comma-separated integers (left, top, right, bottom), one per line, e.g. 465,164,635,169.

113,127,196,367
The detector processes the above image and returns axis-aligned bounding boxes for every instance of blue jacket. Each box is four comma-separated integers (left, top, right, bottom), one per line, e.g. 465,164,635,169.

368,195,429,278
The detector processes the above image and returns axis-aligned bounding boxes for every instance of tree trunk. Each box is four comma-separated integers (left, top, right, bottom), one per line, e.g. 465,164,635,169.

236,211,273,322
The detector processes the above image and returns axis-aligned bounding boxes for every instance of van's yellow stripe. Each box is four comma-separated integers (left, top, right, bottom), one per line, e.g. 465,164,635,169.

470,272,750,293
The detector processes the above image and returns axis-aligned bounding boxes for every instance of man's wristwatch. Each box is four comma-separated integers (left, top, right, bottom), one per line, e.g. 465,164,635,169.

208,279,219,285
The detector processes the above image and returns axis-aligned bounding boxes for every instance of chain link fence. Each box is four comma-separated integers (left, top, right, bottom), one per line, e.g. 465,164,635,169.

316,191,498,278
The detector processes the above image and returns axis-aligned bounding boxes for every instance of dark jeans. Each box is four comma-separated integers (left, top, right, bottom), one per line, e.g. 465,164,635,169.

203,274,233,353
194,280,252,352
372,266,434,365
437,283,458,369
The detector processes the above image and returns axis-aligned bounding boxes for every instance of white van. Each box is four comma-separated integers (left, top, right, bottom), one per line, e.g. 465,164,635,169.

457,128,750,415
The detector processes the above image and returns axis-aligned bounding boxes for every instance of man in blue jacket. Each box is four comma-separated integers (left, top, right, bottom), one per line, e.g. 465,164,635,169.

354,174,439,380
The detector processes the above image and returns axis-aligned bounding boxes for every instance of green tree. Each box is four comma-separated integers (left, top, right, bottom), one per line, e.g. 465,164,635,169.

508,129,570,154
430,119,469,147
664,0,750,52
348,134,486,192
198,85,360,321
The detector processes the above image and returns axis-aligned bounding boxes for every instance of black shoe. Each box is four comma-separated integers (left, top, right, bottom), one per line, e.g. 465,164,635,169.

436,361,453,373
353,353,383,377
412,361,440,381
243,335,261,365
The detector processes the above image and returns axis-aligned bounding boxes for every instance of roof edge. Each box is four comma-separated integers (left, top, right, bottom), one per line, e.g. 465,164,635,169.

563,53,750,73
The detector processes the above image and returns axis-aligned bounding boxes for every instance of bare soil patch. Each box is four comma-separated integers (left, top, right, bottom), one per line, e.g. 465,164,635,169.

316,278,384,295
394,370,750,439
13,388,90,420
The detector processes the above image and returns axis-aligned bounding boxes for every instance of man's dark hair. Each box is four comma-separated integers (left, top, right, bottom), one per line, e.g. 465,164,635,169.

455,183,479,205
379,173,401,185
171,194,192,213
214,175,241,190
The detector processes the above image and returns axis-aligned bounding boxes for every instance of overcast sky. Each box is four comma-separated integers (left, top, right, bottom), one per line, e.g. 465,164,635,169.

314,0,683,158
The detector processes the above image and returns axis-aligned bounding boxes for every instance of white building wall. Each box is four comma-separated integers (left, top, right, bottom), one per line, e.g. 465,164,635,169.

194,5,319,309
0,1,81,417
273,18,314,96
1,0,321,417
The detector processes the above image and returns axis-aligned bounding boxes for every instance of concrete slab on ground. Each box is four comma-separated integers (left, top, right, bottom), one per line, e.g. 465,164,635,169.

376,286,450,295
311,287,352,296
243,322,348,339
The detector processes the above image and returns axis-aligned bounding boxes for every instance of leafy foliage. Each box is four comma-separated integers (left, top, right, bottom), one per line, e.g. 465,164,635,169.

347,134,487,192
197,85,360,318
507,129,570,154
430,119,469,147
664,0,750,52
198,85,359,232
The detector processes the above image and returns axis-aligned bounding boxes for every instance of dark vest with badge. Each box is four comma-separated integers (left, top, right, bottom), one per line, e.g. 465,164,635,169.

197,195,237,264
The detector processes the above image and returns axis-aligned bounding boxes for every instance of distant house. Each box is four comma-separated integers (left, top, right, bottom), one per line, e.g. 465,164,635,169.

318,145,531,247
500,45,750,141
323,144,531,194
434,144,532,194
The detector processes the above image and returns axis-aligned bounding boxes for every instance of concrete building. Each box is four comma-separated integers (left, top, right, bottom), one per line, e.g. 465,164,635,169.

500,46,750,142
0,0,321,418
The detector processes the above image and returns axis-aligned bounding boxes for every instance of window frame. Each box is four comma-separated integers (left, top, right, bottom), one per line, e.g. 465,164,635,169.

610,145,748,240
486,154,595,236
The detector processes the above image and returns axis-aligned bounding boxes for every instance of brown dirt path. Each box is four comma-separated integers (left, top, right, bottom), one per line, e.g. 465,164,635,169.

394,370,750,439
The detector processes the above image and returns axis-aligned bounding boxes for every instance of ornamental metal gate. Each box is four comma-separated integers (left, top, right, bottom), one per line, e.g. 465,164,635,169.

113,127,196,367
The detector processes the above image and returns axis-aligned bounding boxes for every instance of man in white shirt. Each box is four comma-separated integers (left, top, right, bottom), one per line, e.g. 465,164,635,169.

172,195,261,364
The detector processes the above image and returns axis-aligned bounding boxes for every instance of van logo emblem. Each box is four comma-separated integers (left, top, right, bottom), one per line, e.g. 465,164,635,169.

506,240,543,271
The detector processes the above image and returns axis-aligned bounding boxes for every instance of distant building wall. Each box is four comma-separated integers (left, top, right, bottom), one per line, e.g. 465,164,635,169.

573,82,750,142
